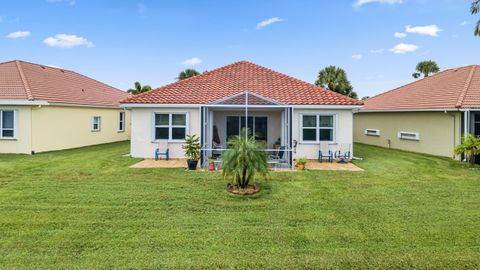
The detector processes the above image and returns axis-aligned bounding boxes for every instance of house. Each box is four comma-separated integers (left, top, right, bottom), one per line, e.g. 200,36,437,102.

354,65,480,161
121,61,363,167
0,60,131,154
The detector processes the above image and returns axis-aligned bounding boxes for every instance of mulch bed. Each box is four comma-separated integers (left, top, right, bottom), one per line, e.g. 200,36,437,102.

226,183,260,195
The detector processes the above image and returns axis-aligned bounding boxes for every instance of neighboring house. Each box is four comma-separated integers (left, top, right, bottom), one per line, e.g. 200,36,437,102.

354,65,480,161
121,61,363,167
0,60,131,154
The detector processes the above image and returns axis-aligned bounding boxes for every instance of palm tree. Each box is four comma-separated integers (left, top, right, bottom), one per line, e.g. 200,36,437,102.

177,69,200,80
412,61,440,79
471,0,480,36
315,66,358,99
127,81,152,95
222,128,268,188
454,134,480,165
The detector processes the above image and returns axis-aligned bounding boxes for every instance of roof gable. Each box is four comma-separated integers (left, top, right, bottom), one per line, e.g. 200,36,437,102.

0,60,130,107
363,65,480,111
122,61,362,106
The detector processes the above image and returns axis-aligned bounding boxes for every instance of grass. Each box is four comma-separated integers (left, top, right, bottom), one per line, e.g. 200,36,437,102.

0,142,479,269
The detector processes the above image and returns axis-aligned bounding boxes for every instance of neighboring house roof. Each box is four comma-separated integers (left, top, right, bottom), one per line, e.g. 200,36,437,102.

122,61,363,106
0,60,130,107
363,65,480,111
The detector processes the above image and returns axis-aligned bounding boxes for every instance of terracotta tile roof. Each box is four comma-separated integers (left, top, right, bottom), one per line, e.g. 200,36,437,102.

0,60,130,107
363,65,480,111
122,61,362,106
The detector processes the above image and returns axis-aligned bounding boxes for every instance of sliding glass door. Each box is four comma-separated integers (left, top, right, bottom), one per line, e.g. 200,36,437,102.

226,116,267,142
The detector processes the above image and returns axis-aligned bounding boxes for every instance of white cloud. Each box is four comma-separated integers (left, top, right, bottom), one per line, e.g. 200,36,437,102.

405,24,442,37
43,34,93,48
256,17,284,29
394,32,407,38
47,0,75,5
181,57,202,66
6,31,30,39
389,43,419,54
352,54,363,60
353,0,402,8
460,21,469,26
370,48,384,53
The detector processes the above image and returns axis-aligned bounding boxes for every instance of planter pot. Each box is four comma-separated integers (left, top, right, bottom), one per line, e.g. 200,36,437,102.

187,159,198,170
297,164,305,170
208,164,215,171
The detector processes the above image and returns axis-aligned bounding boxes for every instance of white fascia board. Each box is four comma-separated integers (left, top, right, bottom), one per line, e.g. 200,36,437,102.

292,105,362,110
0,100,49,106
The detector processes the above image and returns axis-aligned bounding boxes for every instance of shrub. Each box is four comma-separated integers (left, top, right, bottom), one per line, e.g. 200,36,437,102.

454,133,480,165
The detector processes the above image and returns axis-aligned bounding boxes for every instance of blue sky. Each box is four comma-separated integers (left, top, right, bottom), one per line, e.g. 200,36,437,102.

0,0,478,98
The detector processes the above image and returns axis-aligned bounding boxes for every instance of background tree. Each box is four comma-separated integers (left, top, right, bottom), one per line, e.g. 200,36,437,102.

315,66,358,99
412,61,440,79
177,69,200,80
472,0,480,36
127,81,152,95
361,96,370,101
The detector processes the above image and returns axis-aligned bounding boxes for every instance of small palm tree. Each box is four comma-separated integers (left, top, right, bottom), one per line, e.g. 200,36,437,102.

454,134,480,165
127,82,152,95
412,61,440,79
471,0,480,36
315,66,358,99
177,69,200,80
222,128,268,188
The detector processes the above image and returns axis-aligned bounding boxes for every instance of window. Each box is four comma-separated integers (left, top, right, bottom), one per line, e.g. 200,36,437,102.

118,111,125,132
226,116,267,142
398,131,419,141
301,114,335,143
92,116,101,131
365,129,380,136
0,110,15,139
154,113,188,141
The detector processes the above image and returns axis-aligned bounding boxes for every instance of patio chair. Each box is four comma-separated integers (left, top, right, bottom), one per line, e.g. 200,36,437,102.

335,143,351,160
268,146,289,169
318,143,333,163
154,141,169,161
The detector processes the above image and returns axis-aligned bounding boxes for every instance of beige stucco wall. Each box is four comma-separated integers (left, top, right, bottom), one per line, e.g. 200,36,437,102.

212,109,282,148
130,107,201,159
0,106,32,154
293,109,354,159
353,111,462,158
31,106,130,153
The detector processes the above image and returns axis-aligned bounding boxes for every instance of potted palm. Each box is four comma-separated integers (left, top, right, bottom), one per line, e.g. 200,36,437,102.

222,128,268,195
182,134,201,170
296,157,307,170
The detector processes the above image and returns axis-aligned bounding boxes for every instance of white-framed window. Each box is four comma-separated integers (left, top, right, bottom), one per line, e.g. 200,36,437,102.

398,131,420,141
0,110,16,139
92,116,101,131
118,111,125,132
300,114,336,143
154,112,188,141
365,129,380,136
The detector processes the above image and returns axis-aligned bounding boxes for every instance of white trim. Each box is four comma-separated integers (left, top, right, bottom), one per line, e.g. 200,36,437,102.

358,108,460,113
152,111,190,142
122,103,362,109
398,131,420,141
48,102,122,109
0,100,49,106
0,109,17,140
365,129,380,136
299,113,337,144
91,116,101,132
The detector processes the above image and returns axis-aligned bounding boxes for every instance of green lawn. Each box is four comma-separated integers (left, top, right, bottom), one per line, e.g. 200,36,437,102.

0,142,479,269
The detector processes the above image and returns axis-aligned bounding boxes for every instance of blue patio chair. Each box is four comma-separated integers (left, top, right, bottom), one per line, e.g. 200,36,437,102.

155,141,169,161
318,143,333,163
335,143,351,160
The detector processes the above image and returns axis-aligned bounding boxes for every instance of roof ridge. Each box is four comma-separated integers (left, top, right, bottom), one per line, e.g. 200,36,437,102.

455,65,476,108
15,60,34,101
